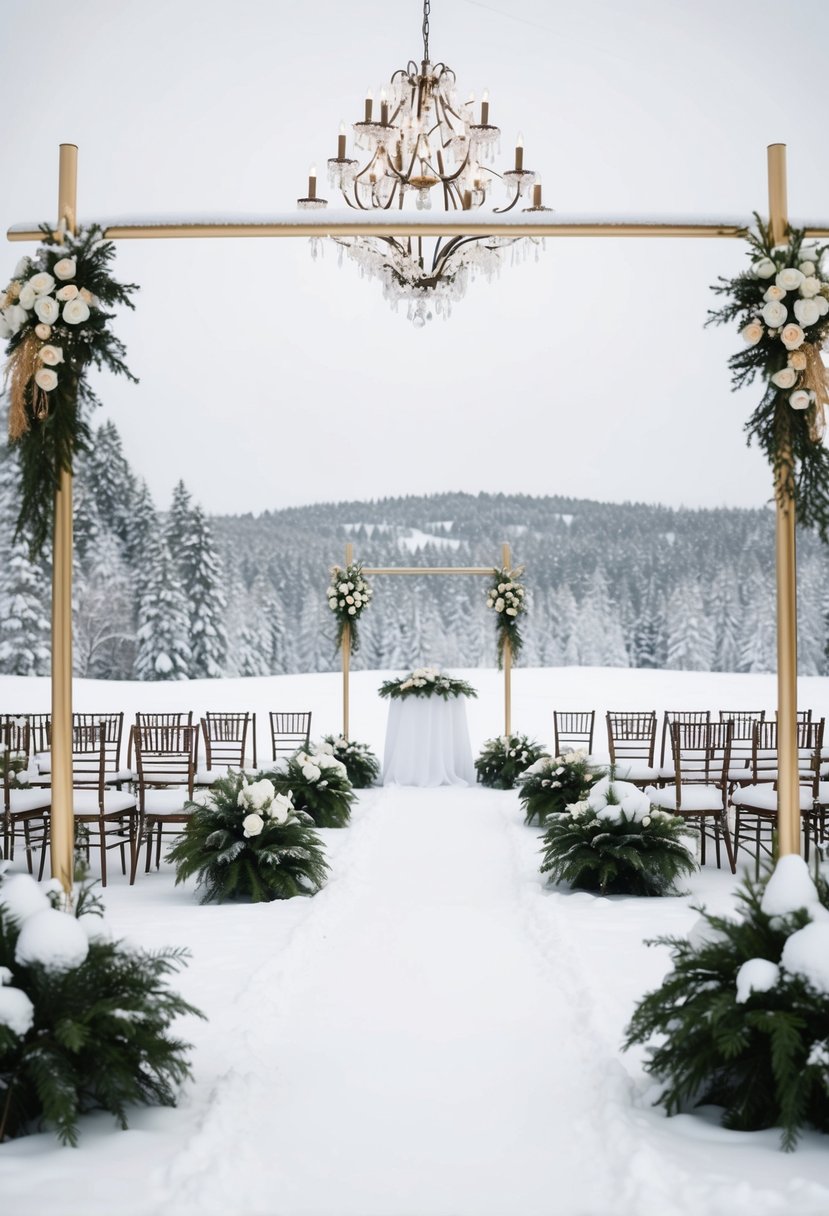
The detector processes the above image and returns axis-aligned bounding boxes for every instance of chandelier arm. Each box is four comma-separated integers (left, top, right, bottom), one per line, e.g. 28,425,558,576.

492,190,523,215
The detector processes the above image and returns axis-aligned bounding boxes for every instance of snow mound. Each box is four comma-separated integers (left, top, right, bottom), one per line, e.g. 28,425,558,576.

735,957,780,1003
0,873,50,924
781,922,829,995
0,985,35,1037
15,907,90,973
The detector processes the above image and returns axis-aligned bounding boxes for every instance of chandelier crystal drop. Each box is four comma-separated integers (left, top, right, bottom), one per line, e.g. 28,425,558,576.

297,0,551,324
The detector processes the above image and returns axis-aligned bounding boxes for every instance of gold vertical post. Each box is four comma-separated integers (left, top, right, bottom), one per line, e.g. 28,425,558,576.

502,542,512,737
768,143,800,858
50,143,78,892
342,541,353,739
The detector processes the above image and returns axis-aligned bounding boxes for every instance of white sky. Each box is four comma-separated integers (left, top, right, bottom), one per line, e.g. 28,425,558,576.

2,0,828,516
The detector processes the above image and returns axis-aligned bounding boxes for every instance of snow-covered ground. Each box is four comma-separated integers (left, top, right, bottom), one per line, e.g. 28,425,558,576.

2,666,829,1216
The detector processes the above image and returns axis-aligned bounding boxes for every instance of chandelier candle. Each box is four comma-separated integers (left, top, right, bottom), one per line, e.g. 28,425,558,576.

515,134,524,172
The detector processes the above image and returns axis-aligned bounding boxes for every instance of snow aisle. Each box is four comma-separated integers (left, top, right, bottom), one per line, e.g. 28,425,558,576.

147,786,625,1216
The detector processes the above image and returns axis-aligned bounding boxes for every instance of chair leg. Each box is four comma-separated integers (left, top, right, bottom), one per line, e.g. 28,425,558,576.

713,816,722,869
99,823,107,888
720,812,736,875
144,820,154,872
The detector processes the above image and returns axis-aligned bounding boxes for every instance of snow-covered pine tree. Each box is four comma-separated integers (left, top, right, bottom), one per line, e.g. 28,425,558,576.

0,538,51,676
74,533,135,679
666,582,715,671
165,479,194,572
124,479,160,568
134,538,192,680
179,505,228,678
86,420,137,545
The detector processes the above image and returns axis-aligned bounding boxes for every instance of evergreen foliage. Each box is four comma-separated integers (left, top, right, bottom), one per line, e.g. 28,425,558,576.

378,669,477,700
474,734,547,790
518,750,603,825
179,505,228,679
167,772,328,904
320,736,381,788
624,860,829,1150
539,777,697,896
133,537,191,680
0,873,201,1145
267,753,355,829
0,538,50,676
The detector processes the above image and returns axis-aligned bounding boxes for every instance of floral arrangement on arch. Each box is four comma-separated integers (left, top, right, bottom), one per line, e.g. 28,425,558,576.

378,667,478,701
1,225,137,555
167,772,329,903
539,775,697,897
485,566,526,668
708,215,829,539
518,749,603,826
474,733,548,790
326,562,373,654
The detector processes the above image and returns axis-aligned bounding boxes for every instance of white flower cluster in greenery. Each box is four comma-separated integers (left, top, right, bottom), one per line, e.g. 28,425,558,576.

741,246,829,413
398,665,448,692
0,255,93,395
522,749,598,788
236,776,294,837
326,564,373,619
485,571,526,619
296,748,348,788
566,775,672,827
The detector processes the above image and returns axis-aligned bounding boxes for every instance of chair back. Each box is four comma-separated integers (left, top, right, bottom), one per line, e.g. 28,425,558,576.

0,716,31,808
73,712,124,777
129,712,193,766
553,711,595,756
201,712,256,770
751,719,824,788
270,712,312,761
131,723,196,801
670,719,732,788
718,709,766,737
70,721,108,799
22,713,51,755
660,710,711,766
606,711,656,768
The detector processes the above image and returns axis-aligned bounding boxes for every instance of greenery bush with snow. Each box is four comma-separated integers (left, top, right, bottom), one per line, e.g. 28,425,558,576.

518,749,602,825
168,772,329,903
319,736,380,789
539,776,697,896
0,870,200,1145
625,856,829,1150
474,733,548,790
267,751,355,829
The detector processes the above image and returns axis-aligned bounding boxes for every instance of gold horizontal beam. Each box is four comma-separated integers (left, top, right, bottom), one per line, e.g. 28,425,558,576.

362,567,494,576
10,218,829,242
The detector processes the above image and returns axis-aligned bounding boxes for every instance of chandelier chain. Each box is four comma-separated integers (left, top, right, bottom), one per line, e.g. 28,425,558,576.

422,0,430,62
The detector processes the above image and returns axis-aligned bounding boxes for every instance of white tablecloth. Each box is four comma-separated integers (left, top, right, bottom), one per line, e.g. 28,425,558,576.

382,696,476,788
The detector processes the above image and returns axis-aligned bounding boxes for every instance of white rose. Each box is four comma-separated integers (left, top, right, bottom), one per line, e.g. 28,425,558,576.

771,367,797,389
268,792,293,824
339,599,345,607
28,271,55,295
761,300,788,327
506,607,518,616
301,762,321,782
17,283,36,310
34,322,51,340
55,283,79,301
328,598,338,609
799,275,821,298
242,812,265,837
495,597,505,612
764,285,786,302
346,596,354,605
754,258,776,279
776,267,804,291
789,389,812,411
497,583,505,593
326,586,336,598
788,349,808,370
34,368,58,392
348,605,356,615
816,297,829,316
780,323,805,350
641,815,652,827
38,344,64,366
740,321,764,346
34,295,60,324
794,297,820,327
53,257,76,281
62,297,91,324
5,304,28,332
338,582,348,593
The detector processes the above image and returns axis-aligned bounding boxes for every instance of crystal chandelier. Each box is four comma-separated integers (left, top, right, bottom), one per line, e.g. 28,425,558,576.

297,0,551,325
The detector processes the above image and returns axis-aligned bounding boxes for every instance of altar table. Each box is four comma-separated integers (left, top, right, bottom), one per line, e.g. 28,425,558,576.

382,695,476,787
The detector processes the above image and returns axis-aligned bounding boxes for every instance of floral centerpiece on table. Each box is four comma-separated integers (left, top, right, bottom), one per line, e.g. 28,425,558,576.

539,775,697,897
319,736,380,789
266,750,355,828
518,749,604,826
625,856,829,1151
485,567,527,668
0,869,201,1145
378,667,478,701
708,215,829,539
1,226,137,555
326,562,373,654
168,773,328,902
474,734,548,790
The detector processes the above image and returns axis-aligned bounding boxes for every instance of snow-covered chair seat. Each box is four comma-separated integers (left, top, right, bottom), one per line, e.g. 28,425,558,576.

647,784,726,813
612,759,660,782
2,714,50,876
730,784,815,813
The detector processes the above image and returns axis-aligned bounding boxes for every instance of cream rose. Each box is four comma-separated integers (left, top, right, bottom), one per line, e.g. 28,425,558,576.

799,260,816,276
816,296,829,316
771,367,797,389
794,298,820,327
740,321,764,346
53,257,76,281
34,296,60,324
780,323,805,350
788,349,808,370
17,283,36,310
28,271,55,295
34,368,58,392
55,283,79,301
755,258,776,279
776,267,804,291
761,300,787,327
34,322,52,340
763,285,786,302
62,297,91,325
242,812,265,837
38,345,64,366
347,605,356,615
789,389,812,411
79,287,93,303
799,275,821,298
